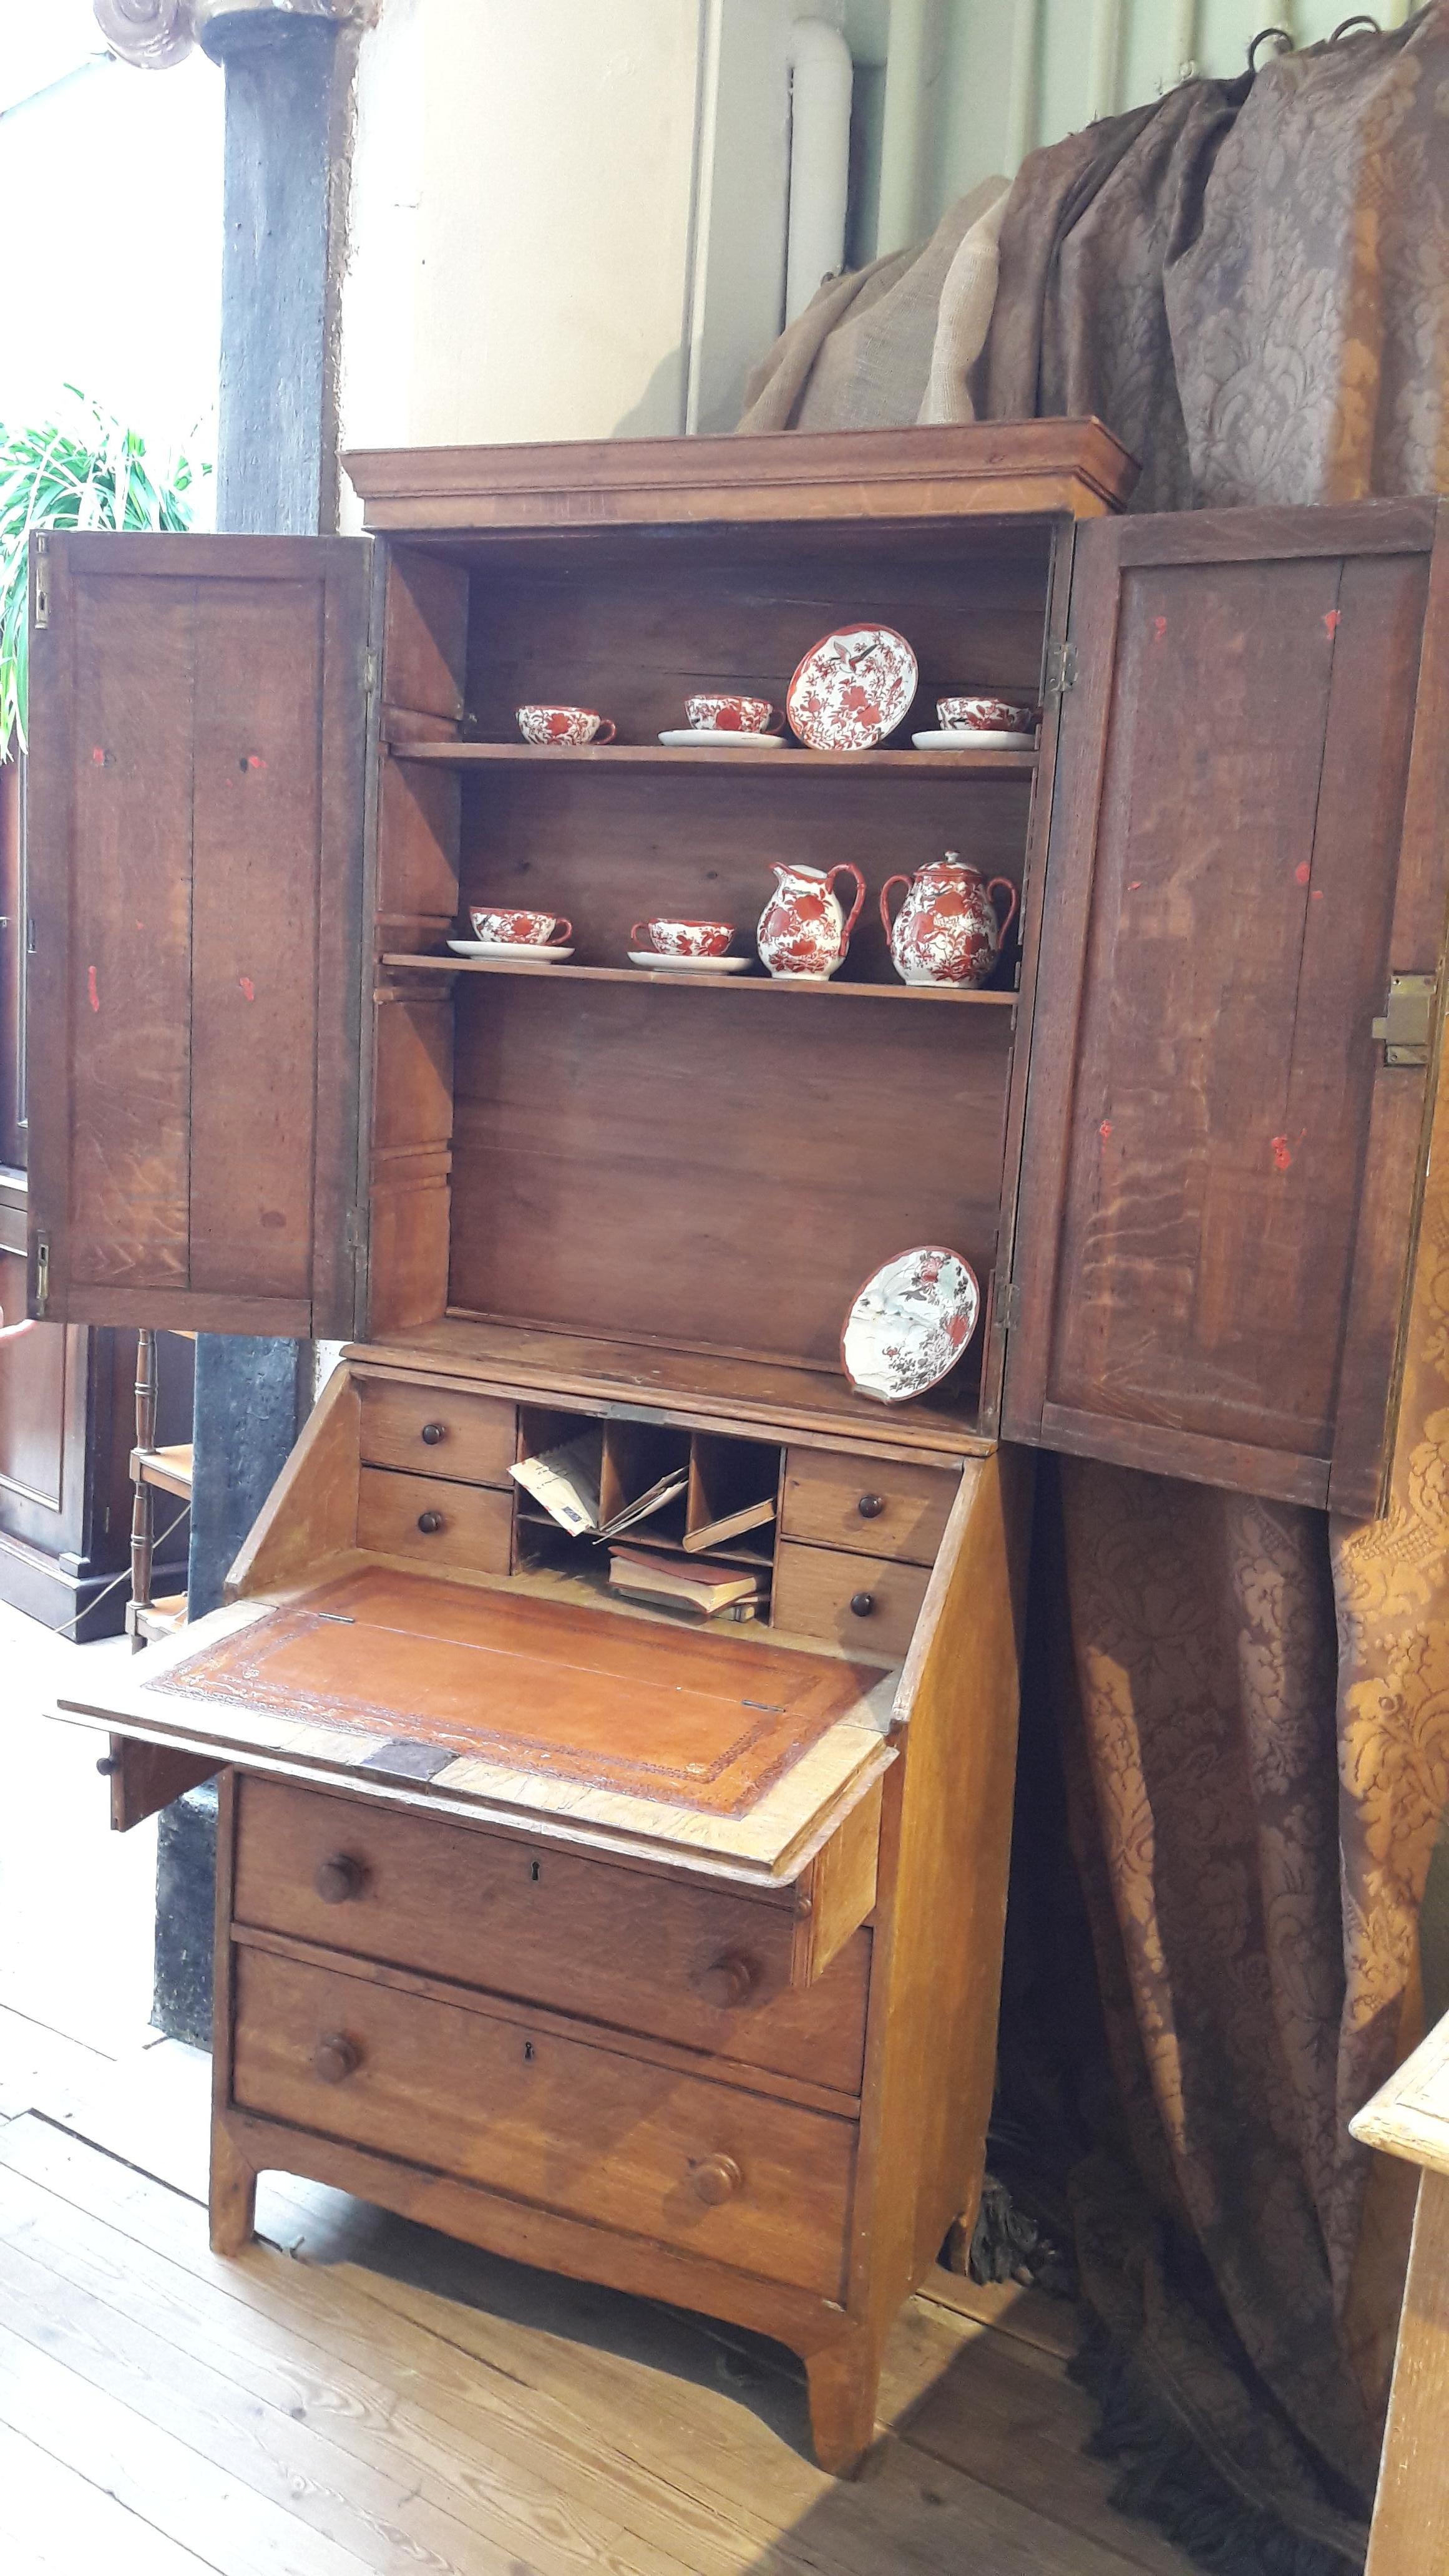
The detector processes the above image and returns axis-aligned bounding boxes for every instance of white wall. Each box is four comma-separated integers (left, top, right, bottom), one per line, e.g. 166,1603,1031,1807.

339,0,709,482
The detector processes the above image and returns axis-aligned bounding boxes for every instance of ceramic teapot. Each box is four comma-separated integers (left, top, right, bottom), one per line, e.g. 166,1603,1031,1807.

757,861,866,980
879,851,1018,987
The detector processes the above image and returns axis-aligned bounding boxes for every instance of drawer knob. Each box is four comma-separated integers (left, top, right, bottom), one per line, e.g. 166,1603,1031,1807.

691,2153,743,2208
313,2032,361,2085
695,1953,759,2011
314,1853,366,1906
421,1421,447,1445
849,1590,876,1618
417,1510,445,1535
857,1493,885,1520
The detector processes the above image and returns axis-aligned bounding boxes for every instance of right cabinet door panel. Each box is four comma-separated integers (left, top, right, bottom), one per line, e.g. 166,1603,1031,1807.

1004,500,1449,1513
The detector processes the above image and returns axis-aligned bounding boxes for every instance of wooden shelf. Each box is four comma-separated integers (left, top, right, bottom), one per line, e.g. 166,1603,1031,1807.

382,955,1018,1005
129,1442,193,1501
385,740,1038,778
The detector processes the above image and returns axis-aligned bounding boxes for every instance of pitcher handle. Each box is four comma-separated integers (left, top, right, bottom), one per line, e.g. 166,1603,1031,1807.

879,876,910,942
826,863,867,947
988,877,1019,943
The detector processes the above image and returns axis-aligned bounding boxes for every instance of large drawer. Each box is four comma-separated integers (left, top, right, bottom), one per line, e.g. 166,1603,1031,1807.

359,1378,516,1486
232,1777,869,2095
357,1466,512,1571
773,1541,930,1663
233,1944,854,2297
781,1448,956,1566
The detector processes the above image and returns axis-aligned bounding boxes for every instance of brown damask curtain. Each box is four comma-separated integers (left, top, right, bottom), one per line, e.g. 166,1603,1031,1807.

738,10,1449,2566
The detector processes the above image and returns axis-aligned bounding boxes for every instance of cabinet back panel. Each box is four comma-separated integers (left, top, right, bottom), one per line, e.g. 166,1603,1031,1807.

457,766,1032,983
447,978,1009,1368
1018,534,1432,1474
463,530,1051,752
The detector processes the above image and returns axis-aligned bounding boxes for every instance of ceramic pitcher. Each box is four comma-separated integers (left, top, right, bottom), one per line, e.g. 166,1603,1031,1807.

879,851,1018,988
757,862,866,980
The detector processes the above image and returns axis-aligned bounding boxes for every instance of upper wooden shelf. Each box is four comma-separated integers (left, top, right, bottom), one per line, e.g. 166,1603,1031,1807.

386,741,1038,777
381,955,1018,1005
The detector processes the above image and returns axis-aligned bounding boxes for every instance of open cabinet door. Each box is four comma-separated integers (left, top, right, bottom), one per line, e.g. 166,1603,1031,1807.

1003,499,1449,1513
26,532,373,1338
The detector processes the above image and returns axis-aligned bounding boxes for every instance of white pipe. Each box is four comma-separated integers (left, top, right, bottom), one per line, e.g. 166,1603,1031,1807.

1169,0,1197,82
1004,0,1040,174
876,0,930,259
784,19,852,326
1086,0,1122,124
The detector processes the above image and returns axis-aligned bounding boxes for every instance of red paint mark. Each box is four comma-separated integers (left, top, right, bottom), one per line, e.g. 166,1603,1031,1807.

1295,861,1311,885
1100,1120,1113,1141
238,976,255,1002
90,746,105,765
1128,880,1142,891
1324,608,1341,638
1311,888,1324,902
1153,617,1167,643
87,965,99,1013
242,753,266,772
1271,1134,1293,1171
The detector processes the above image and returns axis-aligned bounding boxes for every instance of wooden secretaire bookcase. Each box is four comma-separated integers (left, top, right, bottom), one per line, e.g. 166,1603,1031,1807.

24,424,1449,2467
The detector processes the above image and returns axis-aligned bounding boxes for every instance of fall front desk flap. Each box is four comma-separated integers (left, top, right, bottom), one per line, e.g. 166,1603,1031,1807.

56,1564,898,1883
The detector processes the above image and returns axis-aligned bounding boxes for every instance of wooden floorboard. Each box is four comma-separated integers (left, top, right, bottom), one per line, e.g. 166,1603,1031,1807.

0,1662,1194,2576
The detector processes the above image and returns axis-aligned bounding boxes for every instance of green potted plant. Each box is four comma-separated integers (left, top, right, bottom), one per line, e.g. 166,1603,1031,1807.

0,388,209,756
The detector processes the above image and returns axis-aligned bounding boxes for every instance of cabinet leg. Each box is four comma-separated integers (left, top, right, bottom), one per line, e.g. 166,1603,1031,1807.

805,2333,882,2475
209,2120,256,2256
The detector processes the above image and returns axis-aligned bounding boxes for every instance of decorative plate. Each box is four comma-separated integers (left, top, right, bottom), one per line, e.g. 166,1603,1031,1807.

658,728,785,749
911,729,1037,753
627,951,753,974
841,1245,980,1405
787,625,919,751
447,939,575,962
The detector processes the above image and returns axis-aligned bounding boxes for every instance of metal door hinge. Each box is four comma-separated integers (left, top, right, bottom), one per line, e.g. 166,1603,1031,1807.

33,532,49,631
364,650,379,696
344,1208,363,1252
1044,640,1077,696
34,1236,49,1317
988,1276,1022,1357
1372,973,1437,1066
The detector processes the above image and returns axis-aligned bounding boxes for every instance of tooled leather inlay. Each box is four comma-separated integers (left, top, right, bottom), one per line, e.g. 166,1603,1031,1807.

144,1567,873,1815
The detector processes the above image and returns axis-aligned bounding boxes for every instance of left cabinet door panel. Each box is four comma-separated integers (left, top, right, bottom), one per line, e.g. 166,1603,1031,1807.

26,532,373,1337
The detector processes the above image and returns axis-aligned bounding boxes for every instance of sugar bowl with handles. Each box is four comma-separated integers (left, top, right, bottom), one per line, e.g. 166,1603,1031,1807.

879,851,1018,988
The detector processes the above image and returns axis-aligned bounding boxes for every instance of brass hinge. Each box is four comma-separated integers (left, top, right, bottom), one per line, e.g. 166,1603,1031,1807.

33,531,49,631
1372,973,1437,1066
34,1236,49,1317
1043,640,1077,697
988,1276,1022,1360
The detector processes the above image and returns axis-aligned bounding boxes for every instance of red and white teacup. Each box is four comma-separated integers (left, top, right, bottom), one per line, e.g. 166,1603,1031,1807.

471,907,572,946
684,693,781,734
631,917,734,958
515,703,616,746
936,693,1039,736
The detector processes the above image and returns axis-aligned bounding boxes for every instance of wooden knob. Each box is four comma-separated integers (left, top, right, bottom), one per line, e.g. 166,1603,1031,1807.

417,1510,445,1534
312,2033,361,2085
95,1754,120,1777
849,1590,875,1617
691,2154,742,2207
420,1421,446,1445
694,1953,759,2011
314,1853,366,1905
857,1493,884,1520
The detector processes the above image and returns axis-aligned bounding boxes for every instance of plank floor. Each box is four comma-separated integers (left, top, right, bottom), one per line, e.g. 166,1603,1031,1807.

0,1602,1195,2576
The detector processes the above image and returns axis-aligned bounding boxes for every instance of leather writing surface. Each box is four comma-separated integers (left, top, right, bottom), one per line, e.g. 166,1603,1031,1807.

145,1566,878,1817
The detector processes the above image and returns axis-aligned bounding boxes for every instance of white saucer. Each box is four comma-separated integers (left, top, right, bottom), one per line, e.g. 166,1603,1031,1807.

447,939,575,962
627,951,753,974
657,728,786,749
911,729,1037,753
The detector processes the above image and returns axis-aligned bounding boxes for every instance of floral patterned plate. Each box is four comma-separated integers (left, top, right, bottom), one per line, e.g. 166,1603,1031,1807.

786,625,919,751
841,1245,980,1404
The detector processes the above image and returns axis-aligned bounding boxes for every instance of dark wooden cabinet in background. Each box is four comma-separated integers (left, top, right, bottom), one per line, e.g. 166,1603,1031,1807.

21,422,1449,2463
0,760,192,1636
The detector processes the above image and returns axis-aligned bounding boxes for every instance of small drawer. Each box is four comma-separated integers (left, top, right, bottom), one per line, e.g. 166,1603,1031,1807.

359,1378,515,1486
233,1944,854,2298
773,1540,930,1662
781,1448,956,1566
233,1777,870,2094
357,1466,512,1573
